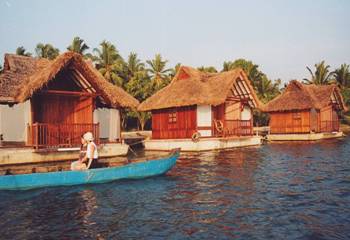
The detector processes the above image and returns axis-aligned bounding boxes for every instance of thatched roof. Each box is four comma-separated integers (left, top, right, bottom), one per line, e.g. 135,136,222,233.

138,66,262,111
262,80,347,112
0,52,139,108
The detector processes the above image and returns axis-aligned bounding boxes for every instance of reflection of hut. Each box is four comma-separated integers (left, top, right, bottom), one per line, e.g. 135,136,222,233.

262,80,347,141
0,52,138,165
138,66,262,151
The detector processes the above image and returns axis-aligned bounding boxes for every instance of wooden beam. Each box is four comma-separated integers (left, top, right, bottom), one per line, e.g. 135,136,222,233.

38,90,100,97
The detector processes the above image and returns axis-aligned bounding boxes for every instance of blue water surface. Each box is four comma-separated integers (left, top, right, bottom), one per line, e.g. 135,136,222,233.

0,137,350,239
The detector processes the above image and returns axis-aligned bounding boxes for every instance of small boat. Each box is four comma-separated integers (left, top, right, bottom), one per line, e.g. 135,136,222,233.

0,148,180,190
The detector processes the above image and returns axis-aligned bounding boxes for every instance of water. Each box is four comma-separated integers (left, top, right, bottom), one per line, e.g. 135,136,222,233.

1,137,350,239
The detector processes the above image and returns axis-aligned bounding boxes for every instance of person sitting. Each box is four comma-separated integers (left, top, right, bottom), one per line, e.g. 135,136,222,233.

82,132,99,169
71,135,88,171
71,132,99,170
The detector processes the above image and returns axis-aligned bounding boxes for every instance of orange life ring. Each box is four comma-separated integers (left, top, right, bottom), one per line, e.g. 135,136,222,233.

214,120,224,133
191,132,201,142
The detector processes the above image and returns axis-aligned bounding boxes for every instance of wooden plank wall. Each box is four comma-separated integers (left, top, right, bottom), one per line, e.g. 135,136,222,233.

224,101,241,120
320,106,333,121
270,111,311,134
152,106,197,139
32,95,93,124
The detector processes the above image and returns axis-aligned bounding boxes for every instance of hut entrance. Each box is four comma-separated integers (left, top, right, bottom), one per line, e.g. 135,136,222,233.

29,92,98,149
26,66,101,149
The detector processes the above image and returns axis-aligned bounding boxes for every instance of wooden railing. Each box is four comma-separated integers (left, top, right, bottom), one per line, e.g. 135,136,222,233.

27,123,99,149
320,120,339,133
213,120,253,137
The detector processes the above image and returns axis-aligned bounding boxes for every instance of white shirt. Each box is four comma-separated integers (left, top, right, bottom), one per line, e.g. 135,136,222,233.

86,142,98,159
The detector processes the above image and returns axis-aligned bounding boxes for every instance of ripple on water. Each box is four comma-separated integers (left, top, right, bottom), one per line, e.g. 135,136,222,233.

0,137,350,239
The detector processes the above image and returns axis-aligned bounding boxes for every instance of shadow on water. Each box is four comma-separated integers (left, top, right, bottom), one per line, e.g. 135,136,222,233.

0,136,350,239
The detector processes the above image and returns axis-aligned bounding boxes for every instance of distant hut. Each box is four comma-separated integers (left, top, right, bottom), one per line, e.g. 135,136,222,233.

138,66,262,151
262,80,347,140
0,52,139,149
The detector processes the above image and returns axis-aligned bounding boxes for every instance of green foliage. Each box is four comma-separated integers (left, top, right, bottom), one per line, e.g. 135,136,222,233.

146,54,172,88
341,88,350,107
93,40,125,86
253,110,270,127
35,43,60,60
303,61,333,85
67,36,89,55
0,64,2,73
197,66,218,73
16,46,32,56
334,63,350,88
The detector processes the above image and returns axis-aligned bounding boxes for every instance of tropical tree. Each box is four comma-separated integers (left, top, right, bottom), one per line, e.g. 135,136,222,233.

222,61,235,72
124,53,154,130
146,54,172,89
197,66,218,73
93,40,125,86
169,63,181,79
257,77,281,103
222,59,263,86
303,61,333,85
15,46,32,56
67,36,89,55
35,43,60,60
333,63,350,88
126,52,145,79
0,64,3,73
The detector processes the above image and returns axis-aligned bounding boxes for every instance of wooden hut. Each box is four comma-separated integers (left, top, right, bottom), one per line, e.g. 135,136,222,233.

138,66,262,151
262,80,347,140
0,52,139,150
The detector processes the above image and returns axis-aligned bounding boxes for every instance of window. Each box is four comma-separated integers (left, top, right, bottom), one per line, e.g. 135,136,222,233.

168,111,177,123
292,112,301,119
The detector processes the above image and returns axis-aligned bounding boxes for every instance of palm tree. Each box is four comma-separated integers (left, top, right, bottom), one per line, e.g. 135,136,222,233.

126,52,145,78
67,36,89,55
35,43,60,60
0,64,3,74
146,54,172,88
222,59,264,91
222,61,234,72
333,63,350,88
93,40,125,86
303,61,333,85
15,46,32,57
257,77,281,103
197,66,218,73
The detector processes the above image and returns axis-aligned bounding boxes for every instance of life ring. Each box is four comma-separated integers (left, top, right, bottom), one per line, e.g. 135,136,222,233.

214,120,224,133
191,132,201,142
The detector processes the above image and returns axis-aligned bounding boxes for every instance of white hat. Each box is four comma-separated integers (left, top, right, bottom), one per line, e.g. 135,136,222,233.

83,132,94,142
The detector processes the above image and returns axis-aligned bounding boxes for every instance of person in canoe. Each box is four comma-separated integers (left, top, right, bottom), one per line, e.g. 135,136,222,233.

71,132,99,170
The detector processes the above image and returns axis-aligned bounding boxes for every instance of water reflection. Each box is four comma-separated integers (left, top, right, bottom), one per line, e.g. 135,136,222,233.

0,137,350,239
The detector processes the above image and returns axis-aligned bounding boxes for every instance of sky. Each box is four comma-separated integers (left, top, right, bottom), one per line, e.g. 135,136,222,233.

0,0,349,82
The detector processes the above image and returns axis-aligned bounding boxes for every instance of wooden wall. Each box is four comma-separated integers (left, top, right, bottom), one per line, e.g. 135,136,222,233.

152,106,197,139
269,110,311,134
224,101,241,120
32,94,93,124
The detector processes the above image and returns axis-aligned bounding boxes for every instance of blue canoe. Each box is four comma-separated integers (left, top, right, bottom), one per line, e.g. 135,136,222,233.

0,149,180,190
